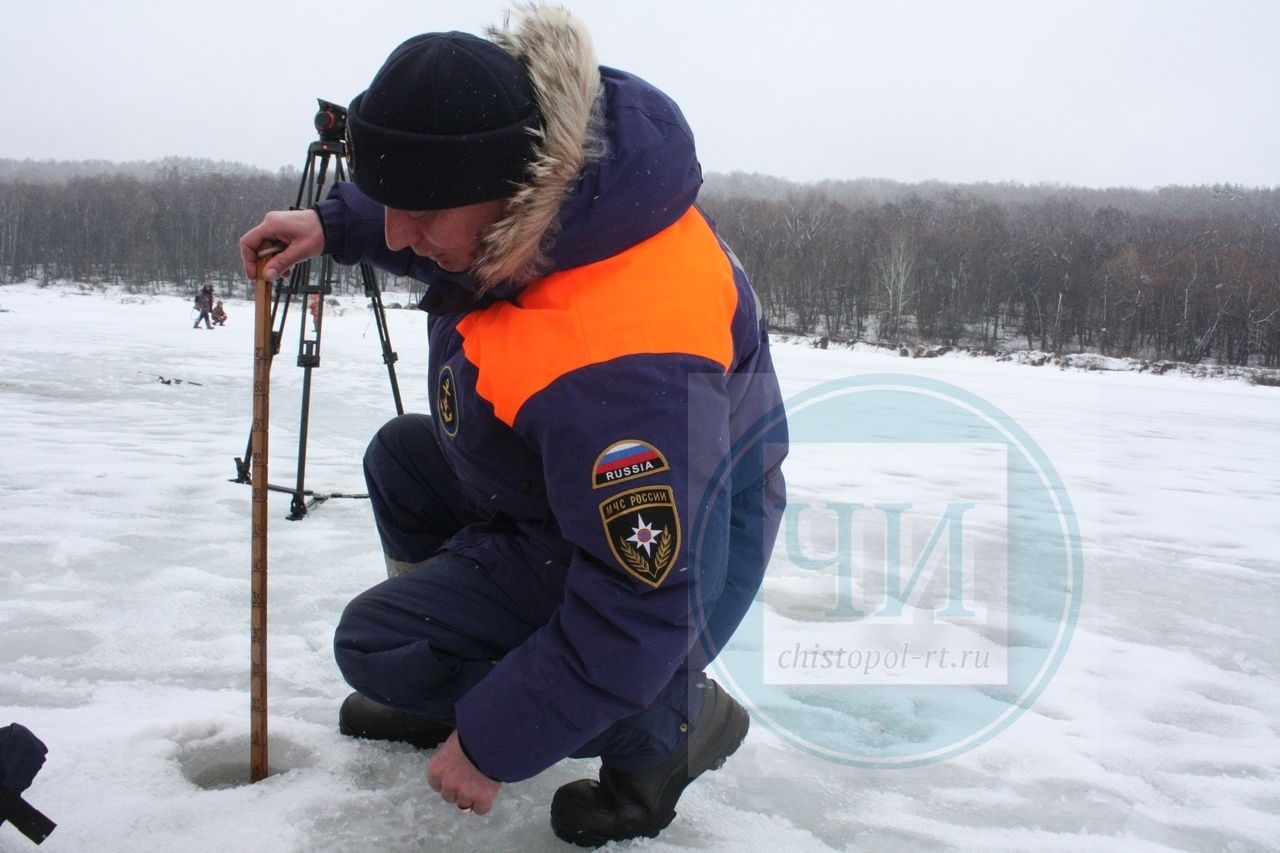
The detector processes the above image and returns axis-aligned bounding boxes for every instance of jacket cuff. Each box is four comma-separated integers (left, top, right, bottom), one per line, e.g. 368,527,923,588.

454,701,514,782
455,731,499,783
312,198,347,260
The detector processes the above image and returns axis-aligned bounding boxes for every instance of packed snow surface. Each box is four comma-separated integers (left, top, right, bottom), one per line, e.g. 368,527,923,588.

1,283,1277,852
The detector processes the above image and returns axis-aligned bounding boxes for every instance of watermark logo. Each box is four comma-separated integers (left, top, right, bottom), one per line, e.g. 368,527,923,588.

700,373,1082,768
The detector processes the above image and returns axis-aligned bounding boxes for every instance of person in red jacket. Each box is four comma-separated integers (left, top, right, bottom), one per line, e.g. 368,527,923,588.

239,6,787,846
308,292,321,333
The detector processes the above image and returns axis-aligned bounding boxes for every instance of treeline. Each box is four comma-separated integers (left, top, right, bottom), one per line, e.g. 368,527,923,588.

2,159,1278,365
0,158,392,299
703,176,1280,366
0,159,305,295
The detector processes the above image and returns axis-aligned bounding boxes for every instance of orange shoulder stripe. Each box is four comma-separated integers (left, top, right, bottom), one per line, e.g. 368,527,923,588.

456,207,738,426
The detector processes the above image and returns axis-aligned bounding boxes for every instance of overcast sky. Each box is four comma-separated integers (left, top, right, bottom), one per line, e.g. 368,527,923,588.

2,0,1277,189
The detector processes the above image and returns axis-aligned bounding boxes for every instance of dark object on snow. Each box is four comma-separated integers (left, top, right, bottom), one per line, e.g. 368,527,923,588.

137,371,204,387
0,723,56,844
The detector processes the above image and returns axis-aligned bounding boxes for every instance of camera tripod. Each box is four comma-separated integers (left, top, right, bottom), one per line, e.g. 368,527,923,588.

233,99,404,520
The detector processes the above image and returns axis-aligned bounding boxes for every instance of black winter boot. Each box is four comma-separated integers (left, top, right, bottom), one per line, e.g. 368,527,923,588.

338,692,454,749
549,680,749,847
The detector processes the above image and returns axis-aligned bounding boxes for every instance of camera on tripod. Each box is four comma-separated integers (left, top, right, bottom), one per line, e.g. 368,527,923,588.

314,99,347,143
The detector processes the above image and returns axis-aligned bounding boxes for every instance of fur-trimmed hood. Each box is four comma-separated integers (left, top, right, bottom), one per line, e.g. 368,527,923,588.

470,4,702,293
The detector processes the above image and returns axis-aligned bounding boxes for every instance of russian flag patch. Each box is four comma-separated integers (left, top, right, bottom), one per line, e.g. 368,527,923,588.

592,440,670,489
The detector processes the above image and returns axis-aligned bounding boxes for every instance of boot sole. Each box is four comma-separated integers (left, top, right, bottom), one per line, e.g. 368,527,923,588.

551,805,675,848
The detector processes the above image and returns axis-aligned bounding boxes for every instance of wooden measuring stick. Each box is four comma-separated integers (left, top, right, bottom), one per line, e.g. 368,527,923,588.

250,241,284,783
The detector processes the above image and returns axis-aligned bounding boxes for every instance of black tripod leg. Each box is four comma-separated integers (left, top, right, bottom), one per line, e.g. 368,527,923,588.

290,357,314,520
288,254,326,521
360,261,404,416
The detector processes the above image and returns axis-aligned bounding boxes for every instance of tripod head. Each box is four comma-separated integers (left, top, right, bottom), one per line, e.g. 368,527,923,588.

297,98,352,209
314,99,348,144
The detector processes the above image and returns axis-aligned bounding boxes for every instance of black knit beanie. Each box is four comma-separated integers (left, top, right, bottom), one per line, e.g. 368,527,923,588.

346,32,541,211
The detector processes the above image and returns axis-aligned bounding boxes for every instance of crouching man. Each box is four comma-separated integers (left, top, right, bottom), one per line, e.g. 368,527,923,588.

239,5,787,845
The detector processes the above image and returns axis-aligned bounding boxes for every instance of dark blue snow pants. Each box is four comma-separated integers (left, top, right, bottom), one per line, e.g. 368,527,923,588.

333,414,705,772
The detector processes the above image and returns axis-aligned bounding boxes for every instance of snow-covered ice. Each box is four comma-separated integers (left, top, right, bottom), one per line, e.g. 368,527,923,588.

1,282,1277,852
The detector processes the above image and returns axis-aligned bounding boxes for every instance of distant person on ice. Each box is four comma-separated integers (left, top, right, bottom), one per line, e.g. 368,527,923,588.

192,283,215,329
238,5,787,846
308,292,322,333
212,300,227,326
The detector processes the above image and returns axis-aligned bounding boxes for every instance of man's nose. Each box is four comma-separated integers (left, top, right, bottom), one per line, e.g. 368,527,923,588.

384,208,417,251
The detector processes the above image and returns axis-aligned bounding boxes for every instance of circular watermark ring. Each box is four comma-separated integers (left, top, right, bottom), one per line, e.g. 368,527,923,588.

693,373,1083,769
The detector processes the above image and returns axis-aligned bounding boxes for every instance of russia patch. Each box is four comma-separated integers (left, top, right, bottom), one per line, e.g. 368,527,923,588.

599,485,681,588
437,365,459,437
591,440,669,489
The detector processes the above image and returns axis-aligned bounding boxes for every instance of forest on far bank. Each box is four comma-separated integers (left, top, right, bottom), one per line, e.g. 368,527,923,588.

2,157,1277,366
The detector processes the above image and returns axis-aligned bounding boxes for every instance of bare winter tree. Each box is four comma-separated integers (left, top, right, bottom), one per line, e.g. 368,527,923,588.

873,230,917,341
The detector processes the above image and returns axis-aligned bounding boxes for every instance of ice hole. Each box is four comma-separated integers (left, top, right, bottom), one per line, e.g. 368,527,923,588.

178,733,312,790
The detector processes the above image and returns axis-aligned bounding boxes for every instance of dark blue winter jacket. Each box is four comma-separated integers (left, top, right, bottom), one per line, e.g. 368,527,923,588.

317,66,787,782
